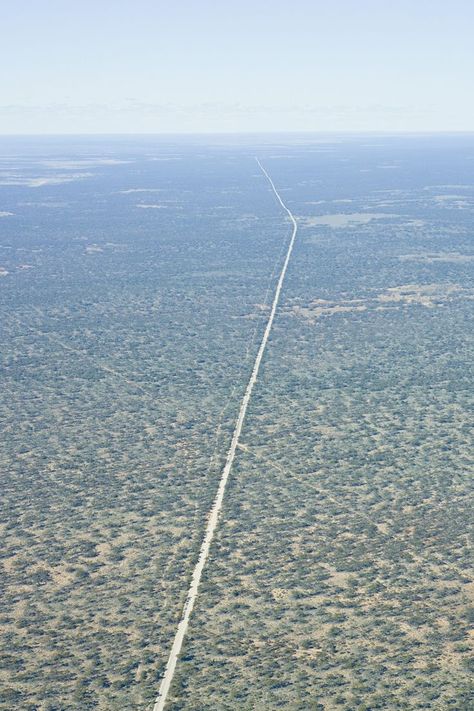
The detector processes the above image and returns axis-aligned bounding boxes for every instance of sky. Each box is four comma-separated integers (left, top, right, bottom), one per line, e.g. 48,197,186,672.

1,0,474,134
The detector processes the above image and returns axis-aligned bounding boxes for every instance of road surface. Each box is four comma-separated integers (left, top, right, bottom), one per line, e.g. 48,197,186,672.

152,158,298,710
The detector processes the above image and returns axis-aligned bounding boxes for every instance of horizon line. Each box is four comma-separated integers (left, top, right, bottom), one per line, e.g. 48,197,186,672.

1,129,474,138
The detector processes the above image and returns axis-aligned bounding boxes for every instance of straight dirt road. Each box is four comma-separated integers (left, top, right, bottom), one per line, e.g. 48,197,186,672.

152,158,298,710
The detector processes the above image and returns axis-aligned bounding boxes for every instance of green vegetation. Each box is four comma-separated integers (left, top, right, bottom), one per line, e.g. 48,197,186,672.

1,137,473,709
0,145,289,709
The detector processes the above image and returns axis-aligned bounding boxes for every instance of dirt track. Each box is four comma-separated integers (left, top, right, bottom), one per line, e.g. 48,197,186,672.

152,158,298,711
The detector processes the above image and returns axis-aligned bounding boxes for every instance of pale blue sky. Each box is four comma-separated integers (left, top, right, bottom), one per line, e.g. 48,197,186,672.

1,0,473,133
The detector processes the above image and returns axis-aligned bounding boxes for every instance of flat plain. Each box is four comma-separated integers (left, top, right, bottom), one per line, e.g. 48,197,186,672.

0,135,473,710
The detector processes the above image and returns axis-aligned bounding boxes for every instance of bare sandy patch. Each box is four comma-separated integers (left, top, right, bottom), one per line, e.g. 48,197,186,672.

299,212,395,228
291,302,367,321
377,283,463,307
286,283,470,323
305,199,354,205
136,203,168,209
424,184,474,190
399,252,474,264
17,201,69,208
119,188,164,194
42,159,129,169
432,195,472,209
0,174,93,187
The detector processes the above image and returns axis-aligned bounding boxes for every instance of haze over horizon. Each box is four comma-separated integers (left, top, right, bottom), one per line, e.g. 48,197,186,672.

2,0,474,135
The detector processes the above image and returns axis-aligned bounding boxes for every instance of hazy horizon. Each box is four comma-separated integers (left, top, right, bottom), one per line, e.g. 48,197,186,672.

2,0,474,134
2,130,474,139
